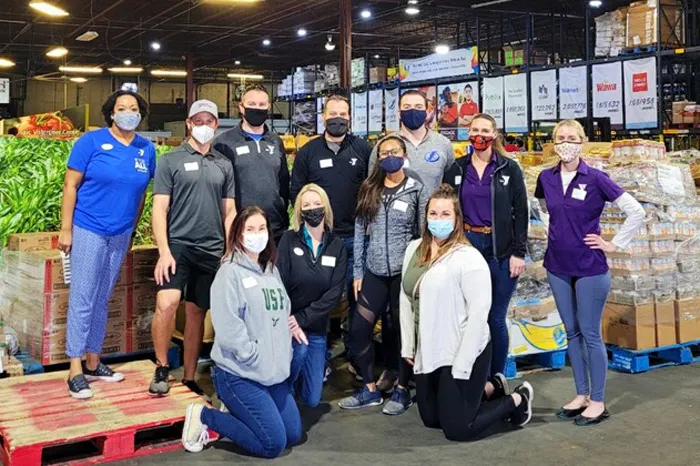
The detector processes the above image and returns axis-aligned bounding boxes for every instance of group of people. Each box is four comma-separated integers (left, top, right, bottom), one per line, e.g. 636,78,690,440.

57,82,645,458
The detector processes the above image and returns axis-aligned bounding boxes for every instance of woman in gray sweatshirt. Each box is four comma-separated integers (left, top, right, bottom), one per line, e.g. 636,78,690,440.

181,206,306,458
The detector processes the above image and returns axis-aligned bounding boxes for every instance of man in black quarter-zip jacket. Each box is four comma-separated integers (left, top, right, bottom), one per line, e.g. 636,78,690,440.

214,84,289,242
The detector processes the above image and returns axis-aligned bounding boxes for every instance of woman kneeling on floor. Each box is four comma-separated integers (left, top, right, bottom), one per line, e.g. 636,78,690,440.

182,206,305,458
400,184,534,441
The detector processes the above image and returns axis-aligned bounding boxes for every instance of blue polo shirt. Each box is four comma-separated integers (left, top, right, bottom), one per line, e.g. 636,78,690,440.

68,128,156,236
535,160,624,277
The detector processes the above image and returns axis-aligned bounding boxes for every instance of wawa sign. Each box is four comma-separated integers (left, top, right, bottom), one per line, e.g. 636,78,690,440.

592,62,623,125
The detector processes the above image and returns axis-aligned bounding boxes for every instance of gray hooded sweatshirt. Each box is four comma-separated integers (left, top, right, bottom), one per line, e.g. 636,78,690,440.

209,251,292,386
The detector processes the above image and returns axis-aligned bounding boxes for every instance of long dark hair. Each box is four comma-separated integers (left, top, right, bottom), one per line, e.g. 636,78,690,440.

228,206,277,270
356,135,407,223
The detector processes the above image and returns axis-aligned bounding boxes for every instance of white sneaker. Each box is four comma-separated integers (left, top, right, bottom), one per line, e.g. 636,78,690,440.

182,404,210,453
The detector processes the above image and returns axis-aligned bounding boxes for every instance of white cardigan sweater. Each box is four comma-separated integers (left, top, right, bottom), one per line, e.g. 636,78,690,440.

400,240,492,380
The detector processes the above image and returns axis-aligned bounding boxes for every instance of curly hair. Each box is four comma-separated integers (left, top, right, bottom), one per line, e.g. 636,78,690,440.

101,90,149,127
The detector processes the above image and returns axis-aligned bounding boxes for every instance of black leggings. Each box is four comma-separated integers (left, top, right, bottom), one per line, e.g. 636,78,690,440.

415,343,517,441
350,271,411,387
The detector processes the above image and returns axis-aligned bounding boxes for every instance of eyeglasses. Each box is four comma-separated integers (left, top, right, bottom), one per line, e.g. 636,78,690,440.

379,149,404,157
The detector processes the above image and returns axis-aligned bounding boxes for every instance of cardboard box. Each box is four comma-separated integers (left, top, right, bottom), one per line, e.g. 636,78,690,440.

508,312,567,357
369,67,387,84
173,302,214,344
7,232,59,252
654,300,676,347
131,245,158,284
130,282,157,317
675,298,700,343
39,318,128,365
129,311,155,353
603,302,656,350
672,101,696,125
511,296,557,320
626,1,684,48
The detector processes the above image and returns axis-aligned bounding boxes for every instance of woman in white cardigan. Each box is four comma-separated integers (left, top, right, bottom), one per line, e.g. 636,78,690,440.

400,184,534,441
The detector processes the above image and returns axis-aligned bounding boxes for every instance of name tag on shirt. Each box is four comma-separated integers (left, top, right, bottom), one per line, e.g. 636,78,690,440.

572,188,587,201
236,146,251,156
184,162,199,172
321,256,336,267
242,276,258,289
454,175,462,185
393,200,409,212
319,159,333,169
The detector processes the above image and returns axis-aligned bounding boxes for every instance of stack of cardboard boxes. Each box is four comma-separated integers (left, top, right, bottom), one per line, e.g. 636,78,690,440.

595,8,628,57
671,101,700,125
0,234,159,365
626,0,684,49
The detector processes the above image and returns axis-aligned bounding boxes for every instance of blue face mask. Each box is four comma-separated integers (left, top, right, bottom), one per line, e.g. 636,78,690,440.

113,112,141,131
428,219,454,240
400,109,427,130
380,155,405,174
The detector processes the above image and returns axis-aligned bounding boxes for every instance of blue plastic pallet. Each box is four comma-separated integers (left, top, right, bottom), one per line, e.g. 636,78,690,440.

505,350,567,379
620,45,658,55
15,352,45,375
607,340,700,374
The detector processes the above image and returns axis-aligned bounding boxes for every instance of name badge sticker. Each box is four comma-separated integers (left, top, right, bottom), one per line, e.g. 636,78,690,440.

320,159,333,169
393,200,409,212
236,146,251,156
242,277,258,289
321,256,337,267
572,188,587,201
455,175,462,185
184,162,199,172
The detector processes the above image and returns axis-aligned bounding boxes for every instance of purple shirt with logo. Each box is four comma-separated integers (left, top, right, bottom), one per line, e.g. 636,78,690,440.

461,156,496,227
535,160,624,277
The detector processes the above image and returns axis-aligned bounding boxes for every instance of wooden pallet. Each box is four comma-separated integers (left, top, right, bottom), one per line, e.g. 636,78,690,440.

0,360,215,466
607,340,700,374
505,350,567,379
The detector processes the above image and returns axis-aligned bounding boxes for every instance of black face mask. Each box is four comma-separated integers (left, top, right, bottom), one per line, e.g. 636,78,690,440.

325,117,349,137
243,107,268,127
301,207,325,228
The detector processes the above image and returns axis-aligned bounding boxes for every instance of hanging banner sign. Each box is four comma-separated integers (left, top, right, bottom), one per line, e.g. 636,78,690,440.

316,97,326,135
384,88,400,133
0,78,9,105
399,46,479,83
559,67,588,120
624,57,658,129
504,74,528,133
352,92,368,136
437,81,479,141
531,69,557,121
368,89,383,133
482,77,504,129
592,62,623,125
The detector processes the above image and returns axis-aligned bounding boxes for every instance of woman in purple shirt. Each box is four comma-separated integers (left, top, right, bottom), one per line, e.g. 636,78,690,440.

535,120,645,426
445,113,529,377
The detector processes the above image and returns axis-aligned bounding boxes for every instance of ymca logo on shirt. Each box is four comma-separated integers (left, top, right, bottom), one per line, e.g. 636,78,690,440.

138,149,145,157
134,158,148,173
350,158,358,166
424,151,440,163
265,145,275,155
262,288,286,311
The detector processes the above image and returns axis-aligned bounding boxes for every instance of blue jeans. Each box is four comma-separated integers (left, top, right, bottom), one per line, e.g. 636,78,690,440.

547,271,611,403
201,367,302,458
290,334,327,408
466,231,518,376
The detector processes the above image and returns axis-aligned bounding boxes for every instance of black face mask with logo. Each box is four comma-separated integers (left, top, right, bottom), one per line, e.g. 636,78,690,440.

243,107,268,127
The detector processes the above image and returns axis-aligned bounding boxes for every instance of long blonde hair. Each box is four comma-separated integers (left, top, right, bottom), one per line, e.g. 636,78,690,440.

292,183,334,231
417,184,469,266
470,113,509,157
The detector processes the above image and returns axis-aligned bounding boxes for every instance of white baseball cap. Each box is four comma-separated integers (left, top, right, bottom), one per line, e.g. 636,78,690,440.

188,100,219,119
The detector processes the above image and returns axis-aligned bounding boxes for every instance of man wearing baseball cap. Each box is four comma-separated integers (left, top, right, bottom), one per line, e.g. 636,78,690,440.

149,100,237,397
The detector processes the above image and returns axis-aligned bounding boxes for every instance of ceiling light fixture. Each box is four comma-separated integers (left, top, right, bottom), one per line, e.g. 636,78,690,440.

406,0,420,15
0,58,16,68
151,69,187,77
471,0,513,9
360,9,372,19
262,38,271,46
234,60,241,65
374,54,380,59
589,0,602,7
29,1,69,17
59,65,102,73
325,35,335,51
297,28,307,37
123,59,132,65
435,44,450,54
227,73,264,80
107,67,144,74
69,77,87,83
150,41,161,51
75,31,99,42
46,46,68,58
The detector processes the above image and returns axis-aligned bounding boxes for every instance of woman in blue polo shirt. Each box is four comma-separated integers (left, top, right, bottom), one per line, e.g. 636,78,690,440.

535,120,644,425
58,90,156,399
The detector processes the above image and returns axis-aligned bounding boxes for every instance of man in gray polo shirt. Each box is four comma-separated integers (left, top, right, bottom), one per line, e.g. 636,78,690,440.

149,100,236,397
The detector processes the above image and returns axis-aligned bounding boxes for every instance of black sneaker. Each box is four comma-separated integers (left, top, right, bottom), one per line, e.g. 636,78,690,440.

68,374,94,399
488,372,509,399
83,362,125,383
149,365,170,397
183,379,205,396
510,382,534,427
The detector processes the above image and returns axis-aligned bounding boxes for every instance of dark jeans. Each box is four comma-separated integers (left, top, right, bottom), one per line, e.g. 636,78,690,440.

466,231,518,376
415,343,517,441
290,333,327,408
201,367,302,459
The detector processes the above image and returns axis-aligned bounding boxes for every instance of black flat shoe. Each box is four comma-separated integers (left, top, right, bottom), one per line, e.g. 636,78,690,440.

556,406,587,419
574,409,610,426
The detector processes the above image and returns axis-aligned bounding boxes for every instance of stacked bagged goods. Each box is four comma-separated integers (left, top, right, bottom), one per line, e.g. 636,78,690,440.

595,8,628,57
611,139,666,163
626,0,684,49
293,67,316,95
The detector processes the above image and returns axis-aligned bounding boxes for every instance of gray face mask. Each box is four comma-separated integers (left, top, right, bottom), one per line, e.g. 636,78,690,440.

113,112,142,131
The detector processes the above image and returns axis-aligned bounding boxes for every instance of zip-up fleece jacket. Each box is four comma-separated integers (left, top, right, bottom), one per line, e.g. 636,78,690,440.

209,251,292,386
354,176,429,279
213,124,290,237
444,152,528,259
276,229,348,334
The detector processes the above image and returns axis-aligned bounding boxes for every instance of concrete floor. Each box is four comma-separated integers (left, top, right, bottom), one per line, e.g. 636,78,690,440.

110,359,700,466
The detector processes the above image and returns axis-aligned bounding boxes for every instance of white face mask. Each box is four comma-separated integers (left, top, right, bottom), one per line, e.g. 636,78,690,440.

243,232,269,254
191,124,216,144
555,142,583,163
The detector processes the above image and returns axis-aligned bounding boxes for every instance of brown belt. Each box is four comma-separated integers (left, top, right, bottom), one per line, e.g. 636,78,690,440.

464,223,493,234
